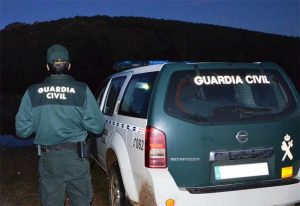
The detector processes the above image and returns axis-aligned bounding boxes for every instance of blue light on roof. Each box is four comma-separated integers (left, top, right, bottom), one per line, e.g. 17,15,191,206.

148,60,169,65
113,60,168,71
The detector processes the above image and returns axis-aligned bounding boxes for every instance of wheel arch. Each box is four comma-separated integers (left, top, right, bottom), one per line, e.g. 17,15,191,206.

106,134,140,202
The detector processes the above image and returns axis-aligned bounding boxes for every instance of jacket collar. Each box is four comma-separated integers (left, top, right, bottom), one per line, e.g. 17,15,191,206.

45,74,75,82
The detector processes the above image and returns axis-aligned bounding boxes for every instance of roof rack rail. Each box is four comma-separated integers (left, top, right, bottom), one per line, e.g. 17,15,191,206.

113,60,169,71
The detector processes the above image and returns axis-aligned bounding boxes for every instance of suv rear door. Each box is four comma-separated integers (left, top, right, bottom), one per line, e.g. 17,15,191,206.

148,63,299,191
116,71,159,178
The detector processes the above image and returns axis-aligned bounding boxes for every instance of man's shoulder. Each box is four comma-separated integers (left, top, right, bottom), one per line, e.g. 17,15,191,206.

27,82,45,93
70,80,89,95
62,75,87,88
73,80,88,88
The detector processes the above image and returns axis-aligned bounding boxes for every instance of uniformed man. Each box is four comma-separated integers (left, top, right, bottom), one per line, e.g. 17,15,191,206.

15,44,104,206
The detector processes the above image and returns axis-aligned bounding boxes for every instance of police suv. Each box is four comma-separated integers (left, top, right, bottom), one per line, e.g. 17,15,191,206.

92,61,300,206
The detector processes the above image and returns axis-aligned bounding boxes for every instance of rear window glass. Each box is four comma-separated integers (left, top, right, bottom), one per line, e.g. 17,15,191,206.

165,69,295,123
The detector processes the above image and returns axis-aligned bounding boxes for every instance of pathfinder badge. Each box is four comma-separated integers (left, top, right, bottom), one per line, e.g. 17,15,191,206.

281,134,293,161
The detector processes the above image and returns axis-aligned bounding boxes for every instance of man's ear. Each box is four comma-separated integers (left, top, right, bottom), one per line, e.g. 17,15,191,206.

67,63,71,70
46,64,50,71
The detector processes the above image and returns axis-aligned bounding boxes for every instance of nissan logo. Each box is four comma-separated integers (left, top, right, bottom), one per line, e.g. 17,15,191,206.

236,130,249,143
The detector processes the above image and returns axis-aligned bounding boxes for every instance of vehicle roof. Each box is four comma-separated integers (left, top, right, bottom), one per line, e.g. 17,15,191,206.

109,62,282,78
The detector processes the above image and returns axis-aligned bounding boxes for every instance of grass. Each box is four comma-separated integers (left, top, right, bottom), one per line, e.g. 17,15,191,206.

0,146,109,206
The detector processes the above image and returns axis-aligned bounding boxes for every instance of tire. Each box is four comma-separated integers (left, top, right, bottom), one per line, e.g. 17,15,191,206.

108,162,128,206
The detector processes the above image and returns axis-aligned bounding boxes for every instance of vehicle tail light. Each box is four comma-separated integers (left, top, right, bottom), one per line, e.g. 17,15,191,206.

145,127,167,168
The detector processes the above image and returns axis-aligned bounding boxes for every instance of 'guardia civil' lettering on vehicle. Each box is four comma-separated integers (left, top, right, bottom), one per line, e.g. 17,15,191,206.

193,75,270,85
91,61,300,206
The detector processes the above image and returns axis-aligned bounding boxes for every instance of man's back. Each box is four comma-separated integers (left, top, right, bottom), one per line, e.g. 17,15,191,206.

16,74,103,145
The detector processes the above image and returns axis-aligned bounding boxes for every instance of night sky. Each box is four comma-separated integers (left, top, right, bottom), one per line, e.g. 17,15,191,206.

0,0,299,37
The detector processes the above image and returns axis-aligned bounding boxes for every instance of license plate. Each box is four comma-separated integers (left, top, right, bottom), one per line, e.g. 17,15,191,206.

214,162,269,180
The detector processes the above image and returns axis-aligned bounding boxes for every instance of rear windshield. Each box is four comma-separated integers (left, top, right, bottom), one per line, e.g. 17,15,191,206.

165,69,296,123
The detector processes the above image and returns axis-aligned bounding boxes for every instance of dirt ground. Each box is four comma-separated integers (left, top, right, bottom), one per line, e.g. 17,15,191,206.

1,146,300,206
0,146,109,206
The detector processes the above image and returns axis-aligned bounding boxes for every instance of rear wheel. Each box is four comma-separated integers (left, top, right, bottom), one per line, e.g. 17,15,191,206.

108,162,127,206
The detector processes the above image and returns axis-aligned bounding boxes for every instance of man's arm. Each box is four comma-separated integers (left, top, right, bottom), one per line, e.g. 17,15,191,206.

83,87,105,135
15,90,34,138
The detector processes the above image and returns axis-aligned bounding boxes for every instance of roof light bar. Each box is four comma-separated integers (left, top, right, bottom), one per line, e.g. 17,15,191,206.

113,60,168,71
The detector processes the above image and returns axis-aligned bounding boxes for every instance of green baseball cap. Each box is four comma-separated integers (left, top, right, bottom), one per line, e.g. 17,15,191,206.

47,44,70,64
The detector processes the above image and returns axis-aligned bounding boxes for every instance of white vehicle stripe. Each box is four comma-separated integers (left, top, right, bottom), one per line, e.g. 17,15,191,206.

105,120,145,134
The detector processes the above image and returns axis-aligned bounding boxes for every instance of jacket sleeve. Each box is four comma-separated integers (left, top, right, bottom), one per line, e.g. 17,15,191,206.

83,87,105,135
15,90,34,138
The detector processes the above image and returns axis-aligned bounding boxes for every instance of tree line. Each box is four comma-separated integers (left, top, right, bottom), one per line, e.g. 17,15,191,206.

1,15,299,95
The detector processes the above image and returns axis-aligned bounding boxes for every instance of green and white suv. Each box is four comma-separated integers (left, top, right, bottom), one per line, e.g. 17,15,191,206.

93,61,300,206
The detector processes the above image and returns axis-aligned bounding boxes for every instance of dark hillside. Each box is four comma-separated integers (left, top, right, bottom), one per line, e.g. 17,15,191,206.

0,16,299,134
1,15,299,94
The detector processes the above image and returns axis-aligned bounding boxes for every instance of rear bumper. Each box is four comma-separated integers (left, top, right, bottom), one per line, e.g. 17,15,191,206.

146,169,300,206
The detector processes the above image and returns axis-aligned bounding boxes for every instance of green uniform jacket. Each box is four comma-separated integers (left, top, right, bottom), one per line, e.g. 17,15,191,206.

15,74,104,145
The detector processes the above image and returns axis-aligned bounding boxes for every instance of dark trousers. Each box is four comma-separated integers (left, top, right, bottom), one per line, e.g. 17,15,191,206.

39,149,93,206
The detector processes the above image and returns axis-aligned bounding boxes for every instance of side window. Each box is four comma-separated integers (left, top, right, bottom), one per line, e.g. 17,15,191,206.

104,76,126,116
96,78,110,106
119,72,158,119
